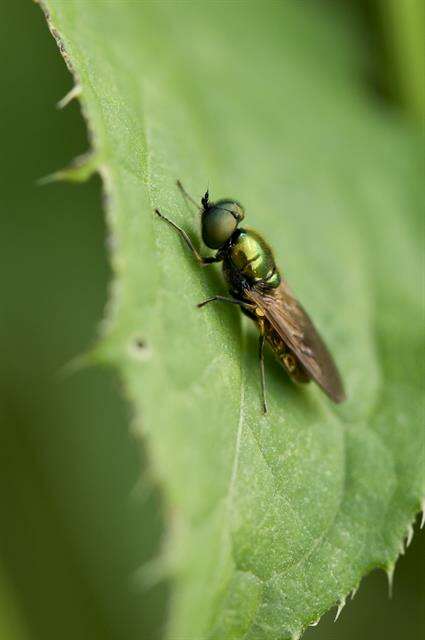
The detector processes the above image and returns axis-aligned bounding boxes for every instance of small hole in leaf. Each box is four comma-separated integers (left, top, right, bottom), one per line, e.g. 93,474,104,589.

128,336,151,361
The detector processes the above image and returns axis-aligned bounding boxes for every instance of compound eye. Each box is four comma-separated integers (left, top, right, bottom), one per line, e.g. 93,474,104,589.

202,205,238,249
218,200,244,222
232,203,245,221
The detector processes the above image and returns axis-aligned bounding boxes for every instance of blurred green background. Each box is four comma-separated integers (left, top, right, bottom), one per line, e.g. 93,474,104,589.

0,2,423,640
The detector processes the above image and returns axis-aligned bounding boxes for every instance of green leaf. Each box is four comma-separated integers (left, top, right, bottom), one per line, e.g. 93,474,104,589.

378,0,425,122
40,2,424,638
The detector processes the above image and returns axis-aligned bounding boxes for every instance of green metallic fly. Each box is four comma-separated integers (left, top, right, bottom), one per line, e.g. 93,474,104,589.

156,181,345,412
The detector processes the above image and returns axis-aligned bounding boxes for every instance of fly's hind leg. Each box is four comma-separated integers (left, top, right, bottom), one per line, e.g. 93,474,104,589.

258,319,268,414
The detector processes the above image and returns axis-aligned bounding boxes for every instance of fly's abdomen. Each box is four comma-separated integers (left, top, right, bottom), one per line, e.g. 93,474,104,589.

266,324,310,384
228,228,281,288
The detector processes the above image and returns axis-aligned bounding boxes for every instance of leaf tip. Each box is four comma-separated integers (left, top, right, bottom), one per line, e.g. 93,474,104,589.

36,172,59,187
37,151,100,187
334,598,346,622
420,497,425,529
309,618,320,627
350,584,359,600
405,522,415,548
133,555,170,590
56,83,82,109
56,350,100,380
386,564,395,599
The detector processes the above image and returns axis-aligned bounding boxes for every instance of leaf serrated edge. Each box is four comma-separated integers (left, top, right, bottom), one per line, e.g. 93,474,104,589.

298,504,424,639
56,82,81,109
37,151,101,185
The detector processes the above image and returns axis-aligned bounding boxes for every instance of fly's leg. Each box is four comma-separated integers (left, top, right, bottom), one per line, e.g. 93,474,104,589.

197,296,255,311
258,319,268,414
176,180,201,210
155,209,220,266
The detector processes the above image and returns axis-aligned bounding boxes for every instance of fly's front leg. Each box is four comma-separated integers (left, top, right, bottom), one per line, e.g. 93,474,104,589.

258,319,268,414
197,296,255,311
176,180,200,211
155,209,220,266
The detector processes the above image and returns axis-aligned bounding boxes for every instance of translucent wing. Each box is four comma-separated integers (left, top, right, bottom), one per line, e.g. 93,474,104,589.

246,281,346,403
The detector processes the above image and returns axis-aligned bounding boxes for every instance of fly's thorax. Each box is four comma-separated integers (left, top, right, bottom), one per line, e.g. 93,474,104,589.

227,228,281,288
